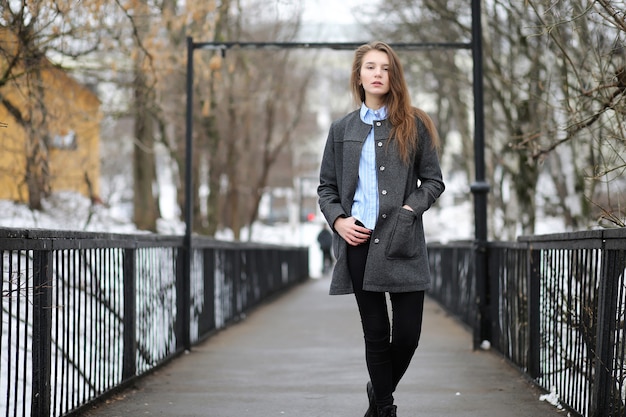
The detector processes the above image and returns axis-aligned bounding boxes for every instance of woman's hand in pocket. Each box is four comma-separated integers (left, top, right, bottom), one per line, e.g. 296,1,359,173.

334,217,371,246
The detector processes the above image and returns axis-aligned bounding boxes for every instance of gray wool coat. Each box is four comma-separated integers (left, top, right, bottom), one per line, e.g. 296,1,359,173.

317,109,445,295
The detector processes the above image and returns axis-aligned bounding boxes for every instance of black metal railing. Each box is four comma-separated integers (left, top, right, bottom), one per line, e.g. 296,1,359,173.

428,240,476,329
4,225,626,417
0,228,308,417
427,228,626,417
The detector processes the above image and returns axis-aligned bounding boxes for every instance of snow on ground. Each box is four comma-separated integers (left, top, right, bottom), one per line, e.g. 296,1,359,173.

0,191,143,234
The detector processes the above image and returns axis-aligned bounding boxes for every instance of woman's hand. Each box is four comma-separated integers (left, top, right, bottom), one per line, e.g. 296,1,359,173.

334,217,372,246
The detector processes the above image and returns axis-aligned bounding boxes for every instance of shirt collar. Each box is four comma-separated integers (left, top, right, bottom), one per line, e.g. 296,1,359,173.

359,102,387,124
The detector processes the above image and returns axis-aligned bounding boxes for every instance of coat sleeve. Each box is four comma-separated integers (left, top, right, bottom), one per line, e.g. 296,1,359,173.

404,123,445,215
318,122,347,230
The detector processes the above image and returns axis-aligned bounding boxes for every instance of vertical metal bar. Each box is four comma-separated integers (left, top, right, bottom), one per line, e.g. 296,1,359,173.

7,250,14,417
101,249,108,393
470,0,491,349
175,247,183,342
181,35,195,351
574,249,598,415
94,249,101,398
565,250,573,407
114,248,120,385
72,251,78,409
122,248,137,380
21,251,28,416
234,248,241,316
486,245,500,351
527,247,541,379
591,247,623,417
0,250,5,417
80,249,87,404
615,266,626,416
61,252,68,413
32,249,52,417
204,248,216,334
92,249,99,396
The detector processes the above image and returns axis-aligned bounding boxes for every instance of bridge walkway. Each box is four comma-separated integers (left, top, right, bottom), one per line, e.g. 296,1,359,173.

84,276,562,417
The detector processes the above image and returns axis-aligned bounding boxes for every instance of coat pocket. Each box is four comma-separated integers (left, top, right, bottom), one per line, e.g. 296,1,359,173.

385,208,420,259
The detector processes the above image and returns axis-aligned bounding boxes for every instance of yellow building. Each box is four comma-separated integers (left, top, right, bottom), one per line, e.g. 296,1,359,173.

0,41,101,203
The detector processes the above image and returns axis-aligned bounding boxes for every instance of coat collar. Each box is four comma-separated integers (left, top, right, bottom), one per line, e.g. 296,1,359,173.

343,110,391,143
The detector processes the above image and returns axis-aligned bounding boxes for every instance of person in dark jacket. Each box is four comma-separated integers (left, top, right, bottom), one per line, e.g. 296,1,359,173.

317,41,445,417
317,225,333,273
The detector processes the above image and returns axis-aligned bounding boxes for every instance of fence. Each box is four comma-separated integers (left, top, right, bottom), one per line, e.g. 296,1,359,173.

4,226,626,417
0,227,309,417
427,228,626,417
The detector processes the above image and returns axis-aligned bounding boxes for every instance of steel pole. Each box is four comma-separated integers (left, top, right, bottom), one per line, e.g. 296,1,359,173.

470,0,491,349
182,36,194,350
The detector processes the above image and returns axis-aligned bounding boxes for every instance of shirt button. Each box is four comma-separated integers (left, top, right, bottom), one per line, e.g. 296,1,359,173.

381,190,387,195
379,166,385,171
374,238,380,244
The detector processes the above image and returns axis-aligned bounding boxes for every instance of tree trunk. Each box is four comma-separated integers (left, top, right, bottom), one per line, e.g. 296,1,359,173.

132,64,160,232
25,63,51,210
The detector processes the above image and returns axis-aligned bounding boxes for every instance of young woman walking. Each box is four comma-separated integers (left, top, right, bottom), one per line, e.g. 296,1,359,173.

317,41,445,417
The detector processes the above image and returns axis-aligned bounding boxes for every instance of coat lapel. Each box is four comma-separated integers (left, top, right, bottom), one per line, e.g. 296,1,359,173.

342,116,372,206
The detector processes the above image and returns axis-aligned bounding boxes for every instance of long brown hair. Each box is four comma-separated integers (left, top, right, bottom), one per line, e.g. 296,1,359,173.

350,41,440,163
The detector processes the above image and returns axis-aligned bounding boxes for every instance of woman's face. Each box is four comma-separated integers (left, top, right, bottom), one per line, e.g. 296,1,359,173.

359,50,390,103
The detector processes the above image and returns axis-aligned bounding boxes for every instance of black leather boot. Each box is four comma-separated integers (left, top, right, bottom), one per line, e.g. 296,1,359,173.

364,381,376,417
377,404,397,417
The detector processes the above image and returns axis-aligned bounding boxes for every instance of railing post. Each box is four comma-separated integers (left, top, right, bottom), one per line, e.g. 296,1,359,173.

32,248,52,417
176,247,188,349
202,248,216,334
486,244,500,350
591,242,624,417
122,248,137,380
527,247,541,379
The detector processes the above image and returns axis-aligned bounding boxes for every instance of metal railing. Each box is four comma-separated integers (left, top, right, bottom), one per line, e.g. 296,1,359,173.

0,228,309,417
427,228,626,417
4,225,626,417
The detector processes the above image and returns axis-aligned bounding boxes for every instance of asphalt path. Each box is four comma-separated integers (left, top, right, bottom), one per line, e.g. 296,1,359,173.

84,276,564,417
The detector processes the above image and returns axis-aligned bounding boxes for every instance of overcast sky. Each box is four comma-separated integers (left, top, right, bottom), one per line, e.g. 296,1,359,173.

300,0,360,24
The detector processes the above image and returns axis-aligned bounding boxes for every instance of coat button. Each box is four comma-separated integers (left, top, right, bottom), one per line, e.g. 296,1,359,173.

374,238,380,244
381,190,387,195
377,141,383,147
382,214,387,219
379,166,385,171
376,122,381,126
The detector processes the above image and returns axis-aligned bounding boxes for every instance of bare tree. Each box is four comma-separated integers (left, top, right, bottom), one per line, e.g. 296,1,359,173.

370,0,626,238
244,49,313,239
97,0,221,232
192,0,312,239
524,0,626,228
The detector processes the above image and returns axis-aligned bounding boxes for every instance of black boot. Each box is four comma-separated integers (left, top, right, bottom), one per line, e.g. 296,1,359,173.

364,381,376,417
377,405,397,417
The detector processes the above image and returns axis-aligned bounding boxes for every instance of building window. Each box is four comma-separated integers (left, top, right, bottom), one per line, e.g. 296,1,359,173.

51,130,77,150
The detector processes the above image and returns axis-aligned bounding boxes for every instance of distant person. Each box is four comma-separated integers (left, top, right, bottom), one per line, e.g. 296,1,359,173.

317,41,444,417
317,225,333,273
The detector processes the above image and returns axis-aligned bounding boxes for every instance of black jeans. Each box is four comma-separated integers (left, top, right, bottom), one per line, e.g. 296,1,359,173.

347,241,425,408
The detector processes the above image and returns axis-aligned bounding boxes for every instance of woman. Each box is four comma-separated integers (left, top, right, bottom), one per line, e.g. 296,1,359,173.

317,41,445,417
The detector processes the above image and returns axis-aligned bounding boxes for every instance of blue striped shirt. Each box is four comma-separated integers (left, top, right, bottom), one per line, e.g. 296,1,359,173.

352,103,387,230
